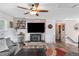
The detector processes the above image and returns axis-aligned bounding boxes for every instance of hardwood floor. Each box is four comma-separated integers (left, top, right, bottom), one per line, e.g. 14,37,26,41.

51,43,78,54
15,42,79,56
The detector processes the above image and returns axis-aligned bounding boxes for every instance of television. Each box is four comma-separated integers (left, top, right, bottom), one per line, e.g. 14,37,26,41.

27,23,45,33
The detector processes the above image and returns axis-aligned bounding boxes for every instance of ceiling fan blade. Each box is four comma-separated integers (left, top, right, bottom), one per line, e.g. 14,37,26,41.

24,12,30,15
36,13,39,16
72,4,79,8
17,6,30,10
37,10,48,12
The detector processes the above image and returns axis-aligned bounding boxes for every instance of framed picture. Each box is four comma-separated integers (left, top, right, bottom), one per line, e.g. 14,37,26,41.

48,24,53,29
74,23,79,31
16,20,26,29
10,21,13,28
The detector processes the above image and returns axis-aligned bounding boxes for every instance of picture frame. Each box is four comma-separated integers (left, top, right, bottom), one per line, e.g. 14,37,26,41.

48,24,53,29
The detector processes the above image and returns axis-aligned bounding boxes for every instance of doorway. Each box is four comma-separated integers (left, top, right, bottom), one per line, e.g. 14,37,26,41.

55,23,65,43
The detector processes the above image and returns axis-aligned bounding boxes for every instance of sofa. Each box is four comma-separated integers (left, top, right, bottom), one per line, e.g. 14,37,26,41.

0,38,17,56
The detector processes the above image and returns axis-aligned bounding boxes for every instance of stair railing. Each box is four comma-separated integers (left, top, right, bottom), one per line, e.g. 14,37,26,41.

66,36,78,44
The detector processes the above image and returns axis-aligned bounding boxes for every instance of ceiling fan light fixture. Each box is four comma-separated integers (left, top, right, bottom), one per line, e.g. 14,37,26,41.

30,11,37,15
17,3,48,16
32,6,37,10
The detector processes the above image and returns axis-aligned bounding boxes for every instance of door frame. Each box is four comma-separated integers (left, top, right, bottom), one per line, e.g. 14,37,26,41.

55,23,65,43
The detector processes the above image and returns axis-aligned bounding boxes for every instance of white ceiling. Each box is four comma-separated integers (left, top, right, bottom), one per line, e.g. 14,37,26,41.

0,3,79,19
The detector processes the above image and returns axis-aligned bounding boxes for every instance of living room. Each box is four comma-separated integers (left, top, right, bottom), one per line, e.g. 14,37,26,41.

0,3,79,56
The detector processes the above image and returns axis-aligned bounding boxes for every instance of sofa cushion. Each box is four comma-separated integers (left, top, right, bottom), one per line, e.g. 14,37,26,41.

6,38,16,48
0,38,9,52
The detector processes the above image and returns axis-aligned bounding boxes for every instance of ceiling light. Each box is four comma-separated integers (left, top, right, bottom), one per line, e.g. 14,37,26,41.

32,6,37,10
30,11,37,15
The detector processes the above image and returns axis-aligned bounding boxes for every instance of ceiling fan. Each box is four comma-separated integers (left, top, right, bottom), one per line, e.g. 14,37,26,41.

17,3,48,16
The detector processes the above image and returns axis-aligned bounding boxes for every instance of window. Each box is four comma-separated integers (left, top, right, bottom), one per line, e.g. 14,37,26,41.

0,20,5,29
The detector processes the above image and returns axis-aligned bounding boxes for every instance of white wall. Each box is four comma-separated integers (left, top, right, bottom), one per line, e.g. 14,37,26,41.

45,18,56,43
57,20,78,47
65,20,78,47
